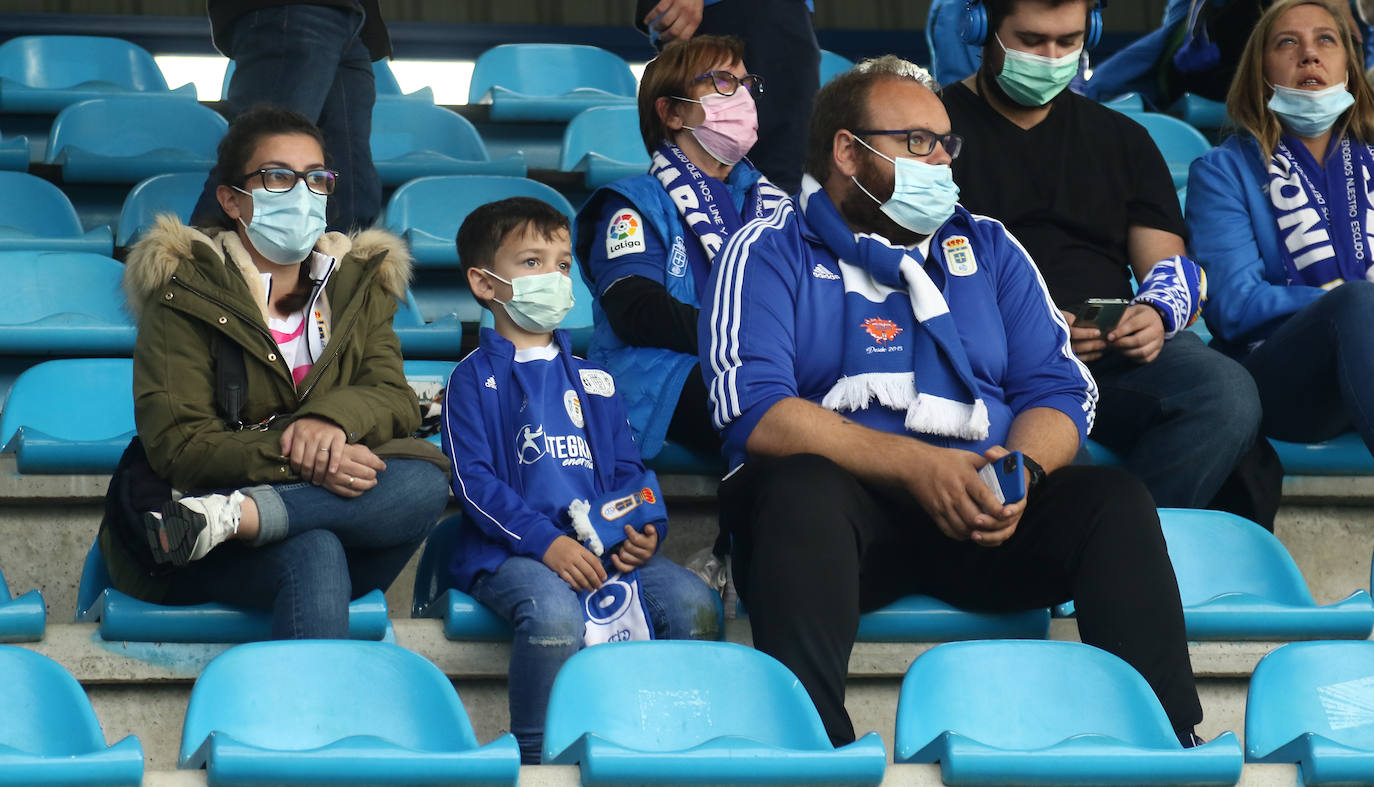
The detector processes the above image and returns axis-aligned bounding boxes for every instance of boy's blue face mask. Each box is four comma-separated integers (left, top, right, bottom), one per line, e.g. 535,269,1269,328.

481,269,575,333
233,181,327,265
1268,82,1355,138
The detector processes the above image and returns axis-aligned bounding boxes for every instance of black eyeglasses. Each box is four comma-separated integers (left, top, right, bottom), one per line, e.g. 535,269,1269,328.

853,128,964,160
691,70,765,96
238,168,339,196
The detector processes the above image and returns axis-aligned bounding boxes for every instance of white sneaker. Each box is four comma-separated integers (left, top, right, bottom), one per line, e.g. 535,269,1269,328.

144,490,245,566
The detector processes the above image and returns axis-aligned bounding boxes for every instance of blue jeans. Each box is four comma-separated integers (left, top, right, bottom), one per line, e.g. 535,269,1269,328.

1086,330,1261,508
166,459,449,639
192,2,380,231
1242,280,1374,452
471,553,721,763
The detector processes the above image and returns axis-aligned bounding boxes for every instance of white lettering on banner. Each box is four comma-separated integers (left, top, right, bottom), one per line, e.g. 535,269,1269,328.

650,152,679,189
1269,159,1308,211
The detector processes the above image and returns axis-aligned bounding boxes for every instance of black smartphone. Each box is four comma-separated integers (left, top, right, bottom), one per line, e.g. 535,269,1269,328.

1072,298,1131,332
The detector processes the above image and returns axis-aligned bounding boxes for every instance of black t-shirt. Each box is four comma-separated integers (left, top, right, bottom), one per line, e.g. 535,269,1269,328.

942,81,1186,309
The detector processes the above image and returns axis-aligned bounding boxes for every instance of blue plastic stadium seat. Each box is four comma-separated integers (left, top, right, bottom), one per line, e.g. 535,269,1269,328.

0,35,195,114
116,171,207,247
1177,184,1188,212
0,646,144,786
0,129,27,170
393,290,464,359
384,174,576,268
1101,92,1146,113
644,440,727,475
559,105,648,189
402,360,456,450
475,258,595,353
0,251,136,355
222,59,432,104
1169,93,1229,130
469,44,637,122
411,513,515,640
0,171,114,255
820,49,855,84
895,640,1243,784
1247,641,1374,784
1081,438,1125,466
543,641,887,785
1159,508,1374,639
76,539,390,643
179,640,519,785
858,596,1049,641
1133,112,1212,189
45,96,227,183
371,103,525,186
0,564,44,643
0,358,133,474
1271,432,1374,475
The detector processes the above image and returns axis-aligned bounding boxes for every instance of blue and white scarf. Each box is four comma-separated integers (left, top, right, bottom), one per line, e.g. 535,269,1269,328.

566,471,667,646
1267,136,1374,288
800,176,989,441
649,141,787,296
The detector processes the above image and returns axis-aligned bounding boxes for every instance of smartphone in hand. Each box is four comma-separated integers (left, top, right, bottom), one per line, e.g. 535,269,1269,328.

978,451,1026,505
1072,298,1132,333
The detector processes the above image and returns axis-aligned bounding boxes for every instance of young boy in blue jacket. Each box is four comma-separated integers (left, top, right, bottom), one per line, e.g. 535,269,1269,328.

442,197,721,764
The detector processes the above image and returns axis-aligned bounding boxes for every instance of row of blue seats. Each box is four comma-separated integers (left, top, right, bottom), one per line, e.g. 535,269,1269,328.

1,34,856,121
5,635,1372,785
0,507,1356,646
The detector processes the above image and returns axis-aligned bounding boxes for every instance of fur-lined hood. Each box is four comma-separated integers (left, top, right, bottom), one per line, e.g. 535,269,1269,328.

123,214,412,320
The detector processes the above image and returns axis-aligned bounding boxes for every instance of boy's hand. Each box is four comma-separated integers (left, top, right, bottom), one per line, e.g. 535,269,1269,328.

543,535,606,591
610,524,658,573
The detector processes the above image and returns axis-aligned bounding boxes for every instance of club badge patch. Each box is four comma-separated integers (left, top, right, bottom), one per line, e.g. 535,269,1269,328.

606,210,646,259
943,236,977,277
667,236,688,278
580,369,616,397
564,389,585,428
862,317,903,344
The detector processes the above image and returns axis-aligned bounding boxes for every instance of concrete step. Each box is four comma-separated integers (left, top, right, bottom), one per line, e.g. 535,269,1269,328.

13,618,1347,771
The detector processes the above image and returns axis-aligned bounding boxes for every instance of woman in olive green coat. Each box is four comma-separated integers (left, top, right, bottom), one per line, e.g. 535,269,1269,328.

103,106,450,638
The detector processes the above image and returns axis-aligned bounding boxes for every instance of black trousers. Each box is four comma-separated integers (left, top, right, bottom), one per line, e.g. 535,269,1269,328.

696,0,819,194
719,453,1204,745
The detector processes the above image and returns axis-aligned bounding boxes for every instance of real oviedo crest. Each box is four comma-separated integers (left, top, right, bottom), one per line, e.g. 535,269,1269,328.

942,235,977,277
606,209,646,259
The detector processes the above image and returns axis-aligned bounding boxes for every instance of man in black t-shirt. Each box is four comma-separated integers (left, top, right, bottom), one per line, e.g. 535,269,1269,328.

941,0,1265,513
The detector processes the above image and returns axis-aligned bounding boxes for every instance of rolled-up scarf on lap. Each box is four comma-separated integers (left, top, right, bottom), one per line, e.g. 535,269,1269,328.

566,471,666,645
1266,136,1374,289
1133,254,1206,338
799,176,989,441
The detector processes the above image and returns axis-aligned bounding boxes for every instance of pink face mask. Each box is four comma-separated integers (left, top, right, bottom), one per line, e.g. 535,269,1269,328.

678,89,759,166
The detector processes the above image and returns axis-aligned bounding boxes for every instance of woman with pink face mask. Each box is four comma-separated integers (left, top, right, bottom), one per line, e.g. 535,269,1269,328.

574,36,790,477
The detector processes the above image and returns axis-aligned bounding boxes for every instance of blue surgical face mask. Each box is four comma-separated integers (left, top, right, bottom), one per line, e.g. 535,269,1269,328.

851,135,960,235
480,269,575,333
1268,82,1355,138
233,181,327,265
995,34,1082,108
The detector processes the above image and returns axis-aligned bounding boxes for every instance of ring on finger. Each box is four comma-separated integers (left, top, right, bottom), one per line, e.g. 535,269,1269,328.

346,475,355,489
319,446,330,453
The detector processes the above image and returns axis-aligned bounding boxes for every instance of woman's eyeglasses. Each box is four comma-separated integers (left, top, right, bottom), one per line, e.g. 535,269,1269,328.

239,168,339,195
691,70,765,96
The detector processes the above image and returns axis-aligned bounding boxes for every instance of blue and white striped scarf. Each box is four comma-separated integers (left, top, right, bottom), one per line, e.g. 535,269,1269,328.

800,176,989,441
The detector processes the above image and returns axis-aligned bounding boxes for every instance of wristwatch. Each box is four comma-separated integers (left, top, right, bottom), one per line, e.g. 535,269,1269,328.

1023,454,1047,491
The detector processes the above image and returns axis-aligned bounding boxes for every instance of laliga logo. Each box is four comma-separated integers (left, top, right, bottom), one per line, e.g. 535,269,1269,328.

516,424,546,464
862,317,903,344
600,487,656,521
610,213,639,241
584,578,635,623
